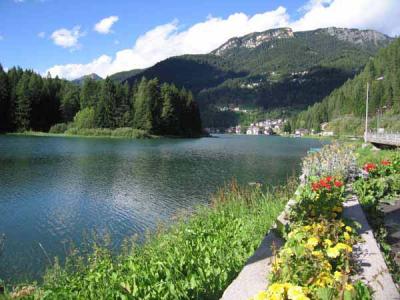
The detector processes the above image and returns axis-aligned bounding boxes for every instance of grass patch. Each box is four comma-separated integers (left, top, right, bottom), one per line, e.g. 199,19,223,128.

8,128,154,139
7,180,294,299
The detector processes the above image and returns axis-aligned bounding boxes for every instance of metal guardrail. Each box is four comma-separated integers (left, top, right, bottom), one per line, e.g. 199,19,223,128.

366,133,400,146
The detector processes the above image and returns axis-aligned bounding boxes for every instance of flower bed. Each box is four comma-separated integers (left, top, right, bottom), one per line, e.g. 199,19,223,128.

250,144,372,300
353,150,400,287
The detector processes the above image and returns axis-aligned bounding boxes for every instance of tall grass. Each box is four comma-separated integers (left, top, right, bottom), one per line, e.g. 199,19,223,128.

11,127,152,139
12,180,295,300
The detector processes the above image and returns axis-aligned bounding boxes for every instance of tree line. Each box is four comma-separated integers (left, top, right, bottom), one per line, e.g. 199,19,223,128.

0,66,202,137
290,38,400,132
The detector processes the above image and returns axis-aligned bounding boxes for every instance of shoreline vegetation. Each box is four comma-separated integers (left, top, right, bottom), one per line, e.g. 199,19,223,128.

3,180,295,299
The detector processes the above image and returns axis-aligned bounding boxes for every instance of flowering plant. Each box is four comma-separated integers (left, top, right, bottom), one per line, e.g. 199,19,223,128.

290,176,345,223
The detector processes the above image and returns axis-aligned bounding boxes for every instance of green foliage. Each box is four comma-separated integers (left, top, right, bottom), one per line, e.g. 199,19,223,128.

353,148,400,286
293,38,400,133
0,64,10,132
60,84,80,122
64,127,150,139
72,107,96,129
14,182,291,299
0,65,202,137
49,123,68,134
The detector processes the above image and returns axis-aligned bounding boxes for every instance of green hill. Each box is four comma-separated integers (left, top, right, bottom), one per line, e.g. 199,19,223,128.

109,69,143,82
118,27,392,127
291,37,400,135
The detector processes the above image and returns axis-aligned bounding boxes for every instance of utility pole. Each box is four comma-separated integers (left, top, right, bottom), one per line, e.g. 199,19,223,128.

364,82,369,143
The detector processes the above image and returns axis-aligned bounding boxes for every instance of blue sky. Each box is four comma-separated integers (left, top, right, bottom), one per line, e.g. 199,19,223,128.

1,0,399,79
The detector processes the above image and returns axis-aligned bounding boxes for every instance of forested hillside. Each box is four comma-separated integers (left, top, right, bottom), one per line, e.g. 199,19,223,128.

118,27,392,128
0,67,202,137
291,37,400,134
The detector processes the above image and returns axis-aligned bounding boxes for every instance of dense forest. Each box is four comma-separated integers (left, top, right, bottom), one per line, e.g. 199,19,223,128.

291,37,400,134
0,66,202,137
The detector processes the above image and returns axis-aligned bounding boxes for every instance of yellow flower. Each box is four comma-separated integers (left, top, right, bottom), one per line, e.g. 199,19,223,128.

306,237,319,249
334,271,343,281
287,285,310,300
250,290,268,300
324,239,333,247
314,272,334,287
326,247,340,258
345,226,352,232
267,283,285,295
336,243,352,253
345,283,354,291
311,250,323,259
343,232,350,241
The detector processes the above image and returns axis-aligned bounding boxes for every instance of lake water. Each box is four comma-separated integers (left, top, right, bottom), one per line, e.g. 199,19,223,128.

0,134,325,282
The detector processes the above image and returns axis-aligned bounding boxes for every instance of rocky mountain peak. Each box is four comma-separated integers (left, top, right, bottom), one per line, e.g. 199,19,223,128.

211,27,294,56
316,27,393,46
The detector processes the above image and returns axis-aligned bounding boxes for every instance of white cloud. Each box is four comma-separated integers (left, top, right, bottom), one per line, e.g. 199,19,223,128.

47,7,289,79
38,31,46,38
94,16,119,34
292,0,400,36
51,26,84,49
46,0,400,80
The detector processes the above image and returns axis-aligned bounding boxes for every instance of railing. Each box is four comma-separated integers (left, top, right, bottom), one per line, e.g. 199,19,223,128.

366,132,400,146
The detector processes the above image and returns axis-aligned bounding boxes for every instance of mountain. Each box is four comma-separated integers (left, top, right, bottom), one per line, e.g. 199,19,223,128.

112,27,393,127
72,73,103,85
291,37,400,135
109,69,143,82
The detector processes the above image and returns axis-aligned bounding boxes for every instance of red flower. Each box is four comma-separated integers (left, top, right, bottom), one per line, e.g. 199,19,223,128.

381,160,391,166
312,182,320,192
334,180,343,188
363,163,377,173
319,178,331,190
326,176,333,182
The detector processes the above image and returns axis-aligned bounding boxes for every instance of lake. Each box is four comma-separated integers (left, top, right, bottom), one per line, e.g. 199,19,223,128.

0,134,325,282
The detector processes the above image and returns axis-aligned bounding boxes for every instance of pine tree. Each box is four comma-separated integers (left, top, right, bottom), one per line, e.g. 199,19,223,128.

133,78,153,132
160,83,179,134
0,65,10,132
15,72,31,131
60,84,80,122
80,78,99,109
95,78,117,128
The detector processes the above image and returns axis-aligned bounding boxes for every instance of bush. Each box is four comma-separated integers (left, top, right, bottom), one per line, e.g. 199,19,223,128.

72,107,96,129
49,123,68,134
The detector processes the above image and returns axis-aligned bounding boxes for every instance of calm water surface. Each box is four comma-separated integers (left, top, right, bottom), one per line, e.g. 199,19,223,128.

0,134,325,282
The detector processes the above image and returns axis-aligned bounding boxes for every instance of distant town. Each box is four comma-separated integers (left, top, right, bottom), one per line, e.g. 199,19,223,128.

205,106,335,137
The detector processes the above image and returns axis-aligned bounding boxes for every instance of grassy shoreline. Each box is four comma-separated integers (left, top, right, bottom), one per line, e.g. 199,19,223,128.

5,129,156,140
4,180,295,299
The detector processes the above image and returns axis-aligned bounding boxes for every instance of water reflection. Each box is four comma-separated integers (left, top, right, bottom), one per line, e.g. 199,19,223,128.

0,135,325,282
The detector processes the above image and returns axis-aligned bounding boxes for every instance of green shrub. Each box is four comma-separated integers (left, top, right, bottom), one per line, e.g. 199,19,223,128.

49,123,69,134
72,107,96,129
64,127,150,139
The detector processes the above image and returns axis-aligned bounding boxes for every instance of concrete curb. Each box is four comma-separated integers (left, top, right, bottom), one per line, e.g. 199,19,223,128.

343,193,400,300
